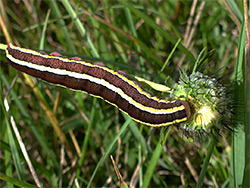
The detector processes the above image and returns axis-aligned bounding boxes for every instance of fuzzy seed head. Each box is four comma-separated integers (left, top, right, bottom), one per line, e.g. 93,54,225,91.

171,71,230,140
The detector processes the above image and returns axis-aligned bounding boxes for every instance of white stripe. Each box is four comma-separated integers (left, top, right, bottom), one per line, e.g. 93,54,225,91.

10,44,177,105
7,53,185,115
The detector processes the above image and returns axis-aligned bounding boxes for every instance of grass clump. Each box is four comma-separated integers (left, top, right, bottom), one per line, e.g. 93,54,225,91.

0,1,247,187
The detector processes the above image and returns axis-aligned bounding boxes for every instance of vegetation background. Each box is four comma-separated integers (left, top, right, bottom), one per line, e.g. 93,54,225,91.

0,0,248,187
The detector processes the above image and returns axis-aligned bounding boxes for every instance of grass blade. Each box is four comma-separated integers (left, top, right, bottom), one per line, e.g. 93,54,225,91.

231,17,245,188
0,173,38,188
196,137,216,188
118,0,195,63
142,127,172,188
86,118,131,188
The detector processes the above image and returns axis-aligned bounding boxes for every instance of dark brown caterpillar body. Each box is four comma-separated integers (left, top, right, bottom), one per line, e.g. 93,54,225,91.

6,43,190,127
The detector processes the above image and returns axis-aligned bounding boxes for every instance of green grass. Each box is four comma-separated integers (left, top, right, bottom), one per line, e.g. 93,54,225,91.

0,1,247,187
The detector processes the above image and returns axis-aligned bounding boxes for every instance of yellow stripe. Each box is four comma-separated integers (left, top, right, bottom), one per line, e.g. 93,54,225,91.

7,51,185,115
7,43,188,126
9,43,176,105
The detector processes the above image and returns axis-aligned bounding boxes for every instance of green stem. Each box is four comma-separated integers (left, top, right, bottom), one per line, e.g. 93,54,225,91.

196,137,216,188
142,127,172,188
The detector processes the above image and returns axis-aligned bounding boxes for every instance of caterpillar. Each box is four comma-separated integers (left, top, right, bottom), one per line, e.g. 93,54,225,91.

5,43,190,127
